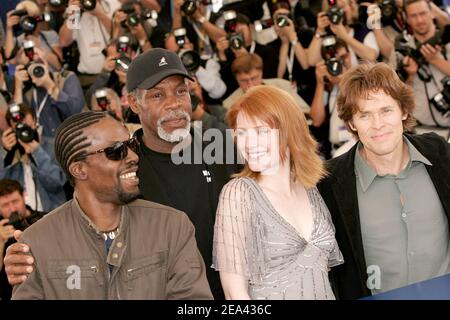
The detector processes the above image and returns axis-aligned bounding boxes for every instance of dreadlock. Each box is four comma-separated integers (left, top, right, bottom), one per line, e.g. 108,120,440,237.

55,111,110,185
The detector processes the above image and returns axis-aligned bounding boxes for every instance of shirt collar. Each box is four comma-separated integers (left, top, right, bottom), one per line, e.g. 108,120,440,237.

354,136,432,192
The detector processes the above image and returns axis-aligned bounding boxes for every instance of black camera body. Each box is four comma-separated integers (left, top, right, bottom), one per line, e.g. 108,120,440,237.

430,77,450,118
48,0,68,9
322,35,343,77
8,103,37,143
173,28,201,71
223,10,244,50
81,0,97,11
7,212,24,230
181,0,197,16
275,14,290,28
16,13,52,34
327,0,344,25
228,33,244,50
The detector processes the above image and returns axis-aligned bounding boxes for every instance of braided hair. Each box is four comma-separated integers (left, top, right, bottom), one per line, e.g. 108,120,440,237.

54,111,110,185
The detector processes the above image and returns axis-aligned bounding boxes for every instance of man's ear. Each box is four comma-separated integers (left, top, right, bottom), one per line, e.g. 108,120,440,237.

69,161,88,182
127,93,140,115
402,112,408,121
348,120,357,132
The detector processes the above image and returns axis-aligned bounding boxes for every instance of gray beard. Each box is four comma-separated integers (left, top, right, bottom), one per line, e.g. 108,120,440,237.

156,110,191,143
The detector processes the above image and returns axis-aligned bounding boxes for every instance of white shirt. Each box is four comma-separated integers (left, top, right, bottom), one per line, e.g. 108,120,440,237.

73,0,121,74
23,160,43,212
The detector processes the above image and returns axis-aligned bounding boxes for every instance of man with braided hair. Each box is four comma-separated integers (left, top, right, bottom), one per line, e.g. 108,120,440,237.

4,111,212,299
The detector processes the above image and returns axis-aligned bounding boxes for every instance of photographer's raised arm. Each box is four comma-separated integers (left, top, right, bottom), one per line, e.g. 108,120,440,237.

4,11,20,61
310,61,328,127
308,12,329,66
13,65,29,105
421,44,450,76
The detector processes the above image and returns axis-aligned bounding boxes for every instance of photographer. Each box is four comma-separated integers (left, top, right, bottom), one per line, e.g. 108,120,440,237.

216,11,280,97
4,1,63,71
308,0,380,66
13,48,85,154
0,179,46,300
310,37,354,159
58,0,121,87
398,0,450,128
166,27,227,100
0,104,66,213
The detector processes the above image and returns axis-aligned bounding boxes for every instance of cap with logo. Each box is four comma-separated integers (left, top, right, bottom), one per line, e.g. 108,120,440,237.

126,48,194,92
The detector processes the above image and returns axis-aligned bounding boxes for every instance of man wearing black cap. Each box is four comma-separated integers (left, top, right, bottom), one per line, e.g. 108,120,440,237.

126,48,238,299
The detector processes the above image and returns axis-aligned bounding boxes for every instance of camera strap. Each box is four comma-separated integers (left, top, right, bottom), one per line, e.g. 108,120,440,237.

286,45,295,82
33,88,49,125
249,41,256,54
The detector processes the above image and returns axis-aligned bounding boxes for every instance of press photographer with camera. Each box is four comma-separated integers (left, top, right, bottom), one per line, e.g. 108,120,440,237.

310,36,354,159
0,179,46,300
165,27,227,100
308,0,380,67
13,45,85,156
4,1,63,71
216,11,280,98
396,0,450,128
58,0,121,87
0,103,66,213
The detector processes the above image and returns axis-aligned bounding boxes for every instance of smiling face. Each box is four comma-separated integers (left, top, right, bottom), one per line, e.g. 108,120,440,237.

75,117,140,205
350,90,407,158
235,112,280,175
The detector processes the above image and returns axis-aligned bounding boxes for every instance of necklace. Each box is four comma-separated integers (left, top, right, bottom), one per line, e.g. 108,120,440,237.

101,227,119,241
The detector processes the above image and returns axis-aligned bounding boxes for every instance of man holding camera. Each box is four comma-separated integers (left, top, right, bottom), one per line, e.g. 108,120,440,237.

310,37,354,159
308,0,379,66
398,0,450,128
0,104,67,212
59,0,121,87
0,178,46,300
13,47,84,157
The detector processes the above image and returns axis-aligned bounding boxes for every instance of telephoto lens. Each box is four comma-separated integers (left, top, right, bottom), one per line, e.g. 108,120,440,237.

275,14,289,28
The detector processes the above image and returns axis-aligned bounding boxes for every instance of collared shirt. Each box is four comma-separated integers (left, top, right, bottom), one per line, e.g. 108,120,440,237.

355,136,450,294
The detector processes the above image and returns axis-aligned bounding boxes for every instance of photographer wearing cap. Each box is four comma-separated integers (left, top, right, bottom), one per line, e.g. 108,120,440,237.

4,1,63,71
0,103,66,212
396,0,450,128
310,37,354,159
0,178,46,300
13,45,85,154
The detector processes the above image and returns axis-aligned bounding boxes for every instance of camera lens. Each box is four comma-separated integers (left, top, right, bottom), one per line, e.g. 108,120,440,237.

115,56,131,72
16,122,35,143
49,0,67,8
27,63,46,78
20,16,37,34
81,0,97,11
276,15,289,28
181,0,197,16
179,50,200,71
127,12,140,27
326,57,343,77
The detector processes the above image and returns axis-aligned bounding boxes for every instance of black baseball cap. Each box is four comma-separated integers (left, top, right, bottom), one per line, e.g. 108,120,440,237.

126,48,194,92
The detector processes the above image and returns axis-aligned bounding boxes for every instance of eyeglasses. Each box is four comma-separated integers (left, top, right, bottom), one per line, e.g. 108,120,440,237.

83,137,140,161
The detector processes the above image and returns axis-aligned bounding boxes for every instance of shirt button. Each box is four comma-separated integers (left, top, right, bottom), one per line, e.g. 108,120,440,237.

402,213,407,218
112,253,119,259
116,242,123,248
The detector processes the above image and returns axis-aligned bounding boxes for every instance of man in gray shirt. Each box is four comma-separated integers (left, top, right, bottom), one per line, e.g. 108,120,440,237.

318,62,450,299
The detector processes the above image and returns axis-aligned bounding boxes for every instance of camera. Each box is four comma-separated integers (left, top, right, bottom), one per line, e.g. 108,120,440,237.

95,89,110,111
17,13,52,34
23,40,35,61
173,28,201,71
322,35,343,77
117,36,130,54
27,62,46,78
81,0,97,11
7,212,24,230
181,0,197,16
275,13,290,28
115,56,131,72
430,77,450,118
8,103,37,143
327,0,344,25
254,19,273,32
224,10,244,50
48,0,68,9
380,0,396,25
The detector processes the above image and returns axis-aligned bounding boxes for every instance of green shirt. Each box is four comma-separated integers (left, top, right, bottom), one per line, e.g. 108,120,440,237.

354,137,450,294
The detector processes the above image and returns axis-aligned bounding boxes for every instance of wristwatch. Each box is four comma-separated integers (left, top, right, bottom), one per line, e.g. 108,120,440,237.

314,32,322,39
290,39,298,46
197,16,207,25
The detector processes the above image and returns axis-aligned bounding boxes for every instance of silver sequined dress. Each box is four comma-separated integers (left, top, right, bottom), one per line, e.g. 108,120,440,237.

212,177,344,300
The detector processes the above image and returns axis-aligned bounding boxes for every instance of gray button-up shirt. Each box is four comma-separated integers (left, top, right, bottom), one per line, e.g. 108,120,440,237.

355,137,450,294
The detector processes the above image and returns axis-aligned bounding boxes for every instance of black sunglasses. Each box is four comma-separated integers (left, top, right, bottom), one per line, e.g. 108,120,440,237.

83,137,140,161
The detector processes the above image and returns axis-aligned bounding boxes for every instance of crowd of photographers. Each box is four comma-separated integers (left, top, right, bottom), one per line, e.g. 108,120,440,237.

0,0,450,300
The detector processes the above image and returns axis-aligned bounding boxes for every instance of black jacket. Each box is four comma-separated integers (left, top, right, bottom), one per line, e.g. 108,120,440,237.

317,133,450,300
